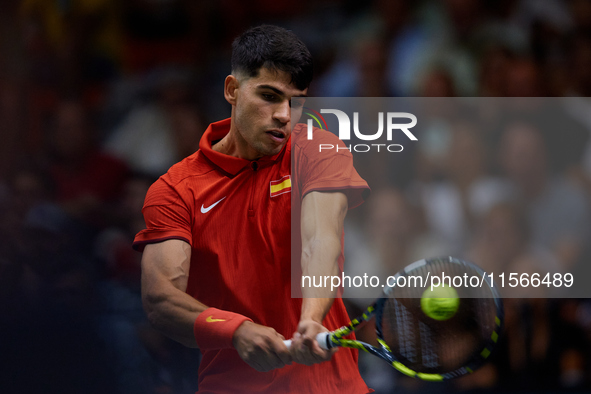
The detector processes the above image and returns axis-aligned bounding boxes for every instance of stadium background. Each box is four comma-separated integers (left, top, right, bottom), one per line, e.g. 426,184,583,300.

1,0,591,393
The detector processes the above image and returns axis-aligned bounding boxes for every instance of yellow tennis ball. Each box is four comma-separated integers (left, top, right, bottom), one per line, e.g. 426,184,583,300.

420,284,460,321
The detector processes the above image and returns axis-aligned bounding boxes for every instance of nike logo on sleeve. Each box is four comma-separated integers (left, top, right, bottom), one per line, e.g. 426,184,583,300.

201,196,226,213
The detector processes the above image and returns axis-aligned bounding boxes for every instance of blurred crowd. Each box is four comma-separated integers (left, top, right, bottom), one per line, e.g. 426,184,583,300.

1,0,591,393
344,98,591,392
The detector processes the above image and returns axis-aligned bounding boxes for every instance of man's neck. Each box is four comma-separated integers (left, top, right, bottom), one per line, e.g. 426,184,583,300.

211,118,262,160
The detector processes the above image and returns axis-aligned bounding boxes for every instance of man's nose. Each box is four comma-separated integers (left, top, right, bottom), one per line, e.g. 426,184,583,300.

273,101,290,124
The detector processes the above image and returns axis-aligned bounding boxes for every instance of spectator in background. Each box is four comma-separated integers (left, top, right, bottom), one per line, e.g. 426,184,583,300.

410,68,458,189
48,99,128,232
0,163,52,309
21,0,122,89
412,120,512,253
314,34,395,97
468,202,559,280
478,46,513,97
569,0,591,34
561,34,591,198
356,37,393,97
169,103,207,161
495,63,590,178
314,0,425,97
104,68,204,177
393,0,482,96
346,188,445,294
95,172,154,285
419,67,457,97
505,57,546,97
498,121,590,269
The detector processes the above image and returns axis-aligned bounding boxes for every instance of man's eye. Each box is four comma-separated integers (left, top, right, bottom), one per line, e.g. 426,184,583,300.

262,94,276,101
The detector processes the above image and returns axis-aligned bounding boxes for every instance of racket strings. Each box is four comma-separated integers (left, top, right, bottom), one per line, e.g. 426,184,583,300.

418,320,438,368
392,297,417,363
378,258,500,375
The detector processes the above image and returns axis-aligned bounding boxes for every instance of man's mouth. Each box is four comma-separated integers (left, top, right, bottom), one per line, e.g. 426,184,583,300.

266,129,286,142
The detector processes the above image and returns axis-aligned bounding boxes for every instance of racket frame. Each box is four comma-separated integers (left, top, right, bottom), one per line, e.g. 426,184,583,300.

323,257,504,382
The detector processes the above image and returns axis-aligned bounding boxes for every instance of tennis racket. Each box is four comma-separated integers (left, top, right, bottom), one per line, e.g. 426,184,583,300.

285,256,503,381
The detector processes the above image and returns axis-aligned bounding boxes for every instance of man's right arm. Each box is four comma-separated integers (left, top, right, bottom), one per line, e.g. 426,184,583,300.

140,239,292,370
141,239,203,348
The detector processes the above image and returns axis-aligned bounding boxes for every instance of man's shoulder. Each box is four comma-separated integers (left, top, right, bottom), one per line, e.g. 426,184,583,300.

144,150,216,205
160,150,216,188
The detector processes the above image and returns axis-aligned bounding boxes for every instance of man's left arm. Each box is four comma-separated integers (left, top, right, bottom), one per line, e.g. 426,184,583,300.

290,190,348,365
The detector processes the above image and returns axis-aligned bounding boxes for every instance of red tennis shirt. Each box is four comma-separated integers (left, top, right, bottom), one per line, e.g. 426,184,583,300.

134,118,371,393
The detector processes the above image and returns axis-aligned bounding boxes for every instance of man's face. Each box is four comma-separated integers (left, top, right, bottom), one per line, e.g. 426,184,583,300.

231,67,307,159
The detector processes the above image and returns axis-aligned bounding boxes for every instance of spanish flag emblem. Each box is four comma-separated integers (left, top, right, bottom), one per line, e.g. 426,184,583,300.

270,175,291,197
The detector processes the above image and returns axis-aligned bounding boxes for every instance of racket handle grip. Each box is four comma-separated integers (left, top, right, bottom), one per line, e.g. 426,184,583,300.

316,332,331,349
282,332,332,350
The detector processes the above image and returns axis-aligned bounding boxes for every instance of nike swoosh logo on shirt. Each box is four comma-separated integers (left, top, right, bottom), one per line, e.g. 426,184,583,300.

201,196,226,213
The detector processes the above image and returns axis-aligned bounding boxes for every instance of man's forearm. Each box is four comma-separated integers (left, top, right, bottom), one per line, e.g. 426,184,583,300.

143,284,208,348
141,240,209,348
300,233,341,322
300,298,334,323
300,192,348,322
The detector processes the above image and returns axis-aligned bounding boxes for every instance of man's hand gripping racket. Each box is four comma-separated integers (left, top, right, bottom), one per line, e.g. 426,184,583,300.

285,256,503,381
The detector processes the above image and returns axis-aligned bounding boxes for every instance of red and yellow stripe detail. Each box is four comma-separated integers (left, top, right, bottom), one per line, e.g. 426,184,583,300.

270,175,291,197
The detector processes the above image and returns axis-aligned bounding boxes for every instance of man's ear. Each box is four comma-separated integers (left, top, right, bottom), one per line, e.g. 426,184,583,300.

224,75,239,105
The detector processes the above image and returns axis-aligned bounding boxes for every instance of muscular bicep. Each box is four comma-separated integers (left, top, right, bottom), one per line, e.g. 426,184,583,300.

300,191,348,258
141,239,206,347
141,239,192,294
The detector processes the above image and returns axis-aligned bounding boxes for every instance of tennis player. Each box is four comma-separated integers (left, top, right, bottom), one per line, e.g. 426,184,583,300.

134,25,371,393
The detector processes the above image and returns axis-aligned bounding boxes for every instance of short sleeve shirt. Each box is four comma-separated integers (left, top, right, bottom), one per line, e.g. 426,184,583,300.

134,119,371,393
